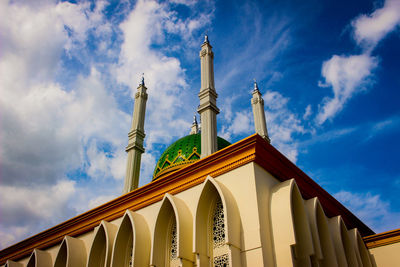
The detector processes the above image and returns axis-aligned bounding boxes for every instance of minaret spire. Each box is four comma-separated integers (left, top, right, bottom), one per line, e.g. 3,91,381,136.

190,114,199,134
123,75,148,193
198,35,219,158
251,80,270,142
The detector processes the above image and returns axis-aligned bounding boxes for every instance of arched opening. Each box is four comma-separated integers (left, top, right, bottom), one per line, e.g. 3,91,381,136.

54,239,68,267
27,251,36,267
87,221,117,267
151,193,193,267
328,216,361,267
194,176,241,267
339,220,360,267
305,198,338,267
270,179,315,266
110,210,150,267
27,249,52,267
352,229,373,267
54,236,86,267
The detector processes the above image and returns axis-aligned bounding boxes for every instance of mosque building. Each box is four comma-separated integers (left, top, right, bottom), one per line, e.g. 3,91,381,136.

1,36,400,267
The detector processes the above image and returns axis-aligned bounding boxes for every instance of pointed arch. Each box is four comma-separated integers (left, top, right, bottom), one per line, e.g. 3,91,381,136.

110,210,150,267
194,176,241,267
305,198,338,266
270,179,315,266
151,193,193,267
4,260,23,267
54,236,87,267
328,216,360,267
27,249,52,267
87,221,117,267
349,228,373,267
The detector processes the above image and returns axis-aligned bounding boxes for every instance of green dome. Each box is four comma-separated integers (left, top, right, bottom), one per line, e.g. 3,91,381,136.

153,133,231,180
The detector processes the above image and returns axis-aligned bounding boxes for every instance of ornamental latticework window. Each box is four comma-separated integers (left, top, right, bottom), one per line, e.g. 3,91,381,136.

169,219,181,267
212,198,226,248
125,234,133,267
211,197,229,267
213,254,229,267
170,223,177,260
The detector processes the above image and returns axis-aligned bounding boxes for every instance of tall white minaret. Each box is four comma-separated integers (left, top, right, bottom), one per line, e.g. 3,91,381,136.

198,35,219,158
251,81,270,142
123,76,148,193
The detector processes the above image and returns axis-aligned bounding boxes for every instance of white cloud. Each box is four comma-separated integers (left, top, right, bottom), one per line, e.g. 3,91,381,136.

0,0,128,248
316,0,400,124
219,111,253,141
0,180,77,248
0,0,214,249
352,0,400,50
334,190,400,233
303,104,312,120
316,54,378,125
264,91,306,162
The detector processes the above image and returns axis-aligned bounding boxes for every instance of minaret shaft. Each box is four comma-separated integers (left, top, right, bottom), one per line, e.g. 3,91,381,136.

251,82,270,142
123,82,148,193
198,37,219,158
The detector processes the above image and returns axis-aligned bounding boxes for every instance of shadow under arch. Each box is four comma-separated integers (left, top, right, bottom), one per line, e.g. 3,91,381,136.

305,197,338,267
328,216,360,267
86,221,117,267
110,210,150,267
54,236,87,267
151,193,193,267
27,249,52,267
270,179,315,266
193,175,241,267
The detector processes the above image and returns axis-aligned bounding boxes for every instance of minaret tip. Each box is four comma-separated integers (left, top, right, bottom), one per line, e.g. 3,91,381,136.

140,73,145,86
193,114,198,125
204,34,209,44
190,114,199,134
253,79,259,92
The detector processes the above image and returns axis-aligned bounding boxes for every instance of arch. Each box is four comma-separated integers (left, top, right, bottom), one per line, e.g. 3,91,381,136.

151,193,193,267
87,221,117,267
4,260,23,267
305,198,338,267
328,216,360,267
270,179,315,266
54,236,87,267
110,210,151,267
27,249,52,267
349,228,373,267
194,176,241,267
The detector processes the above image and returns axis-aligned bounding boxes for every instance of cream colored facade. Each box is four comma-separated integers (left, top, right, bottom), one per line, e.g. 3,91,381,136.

2,159,393,267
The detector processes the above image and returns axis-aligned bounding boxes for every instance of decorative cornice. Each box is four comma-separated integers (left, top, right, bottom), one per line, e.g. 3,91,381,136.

0,134,374,264
364,228,400,249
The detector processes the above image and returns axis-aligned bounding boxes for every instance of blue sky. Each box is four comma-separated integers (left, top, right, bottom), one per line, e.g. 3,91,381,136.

0,0,399,249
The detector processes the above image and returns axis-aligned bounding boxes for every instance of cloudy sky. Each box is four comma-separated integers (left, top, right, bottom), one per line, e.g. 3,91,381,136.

0,0,399,249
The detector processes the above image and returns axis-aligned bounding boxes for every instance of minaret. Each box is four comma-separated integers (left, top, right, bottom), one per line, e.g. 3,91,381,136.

251,81,270,142
123,76,148,193
190,115,199,135
197,35,219,158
